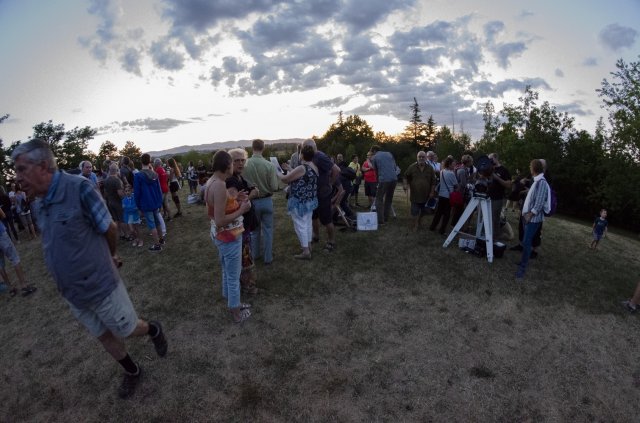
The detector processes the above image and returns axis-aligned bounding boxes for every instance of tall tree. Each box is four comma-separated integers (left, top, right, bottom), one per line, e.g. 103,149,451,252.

316,114,375,159
96,140,119,169
120,140,143,161
598,56,640,161
424,115,437,150
32,120,66,159
60,126,96,169
401,98,427,148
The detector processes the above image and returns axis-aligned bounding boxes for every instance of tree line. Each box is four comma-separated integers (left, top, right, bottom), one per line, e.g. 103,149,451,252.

1,56,638,229
315,56,640,230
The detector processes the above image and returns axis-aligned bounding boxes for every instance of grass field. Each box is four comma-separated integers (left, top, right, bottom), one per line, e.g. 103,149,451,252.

2,186,640,422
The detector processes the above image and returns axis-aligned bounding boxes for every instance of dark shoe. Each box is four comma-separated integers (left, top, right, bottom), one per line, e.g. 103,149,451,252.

510,244,523,251
149,321,168,357
9,288,17,297
148,244,162,252
529,251,538,259
323,242,336,252
174,212,182,218
21,286,37,297
159,236,166,245
118,366,142,399
622,300,637,313
312,236,320,243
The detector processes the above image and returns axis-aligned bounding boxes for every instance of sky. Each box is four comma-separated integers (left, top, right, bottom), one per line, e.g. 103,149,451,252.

1,0,639,154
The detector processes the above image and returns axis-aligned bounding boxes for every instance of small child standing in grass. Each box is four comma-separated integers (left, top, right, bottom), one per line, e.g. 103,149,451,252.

123,186,142,247
590,209,608,250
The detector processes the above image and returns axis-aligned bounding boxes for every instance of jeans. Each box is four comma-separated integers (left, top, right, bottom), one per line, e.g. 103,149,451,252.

517,221,542,277
251,197,274,263
375,181,396,223
213,236,242,309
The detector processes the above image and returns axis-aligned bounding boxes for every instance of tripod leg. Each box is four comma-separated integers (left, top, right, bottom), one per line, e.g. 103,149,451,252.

481,200,494,263
443,198,478,247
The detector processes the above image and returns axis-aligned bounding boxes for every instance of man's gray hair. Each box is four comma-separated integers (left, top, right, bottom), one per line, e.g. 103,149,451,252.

153,158,163,167
11,138,58,172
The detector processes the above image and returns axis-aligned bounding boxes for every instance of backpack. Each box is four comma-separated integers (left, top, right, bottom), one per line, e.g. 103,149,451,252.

544,186,557,217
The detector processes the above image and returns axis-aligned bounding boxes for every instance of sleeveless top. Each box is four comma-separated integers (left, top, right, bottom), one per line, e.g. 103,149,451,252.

206,181,244,242
287,164,318,217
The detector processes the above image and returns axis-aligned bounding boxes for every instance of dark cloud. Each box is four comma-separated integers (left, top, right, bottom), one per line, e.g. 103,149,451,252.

556,102,591,117
342,34,380,61
582,57,598,67
390,20,457,52
78,0,118,63
160,0,285,33
98,117,192,134
311,96,354,109
484,21,505,44
339,0,415,32
469,78,550,97
483,20,528,68
555,68,564,78
491,41,527,68
150,40,185,71
599,23,638,51
120,48,142,76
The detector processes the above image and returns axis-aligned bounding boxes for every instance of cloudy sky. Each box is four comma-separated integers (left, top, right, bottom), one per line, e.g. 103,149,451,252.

1,0,639,153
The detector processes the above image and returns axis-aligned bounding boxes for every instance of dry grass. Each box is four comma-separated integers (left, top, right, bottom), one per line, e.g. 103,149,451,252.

2,187,640,422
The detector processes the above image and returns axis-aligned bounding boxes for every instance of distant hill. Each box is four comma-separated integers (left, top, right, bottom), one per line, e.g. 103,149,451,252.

146,138,306,157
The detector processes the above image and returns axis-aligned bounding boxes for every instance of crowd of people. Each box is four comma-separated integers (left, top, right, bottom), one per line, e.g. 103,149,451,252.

3,137,637,401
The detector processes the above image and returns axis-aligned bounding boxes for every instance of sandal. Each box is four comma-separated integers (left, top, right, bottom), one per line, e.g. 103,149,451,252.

232,308,251,324
21,286,37,297
323,242,336,252
294,252,311,260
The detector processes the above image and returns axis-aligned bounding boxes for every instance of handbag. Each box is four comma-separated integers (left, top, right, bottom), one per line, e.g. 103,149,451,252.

450,190,464,207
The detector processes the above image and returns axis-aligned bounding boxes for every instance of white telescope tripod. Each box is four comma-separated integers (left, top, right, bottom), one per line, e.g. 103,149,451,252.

442,194,495,263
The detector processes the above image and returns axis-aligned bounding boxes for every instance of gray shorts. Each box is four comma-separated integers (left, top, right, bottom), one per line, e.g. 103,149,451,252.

0,230,20,268
66,281,139,338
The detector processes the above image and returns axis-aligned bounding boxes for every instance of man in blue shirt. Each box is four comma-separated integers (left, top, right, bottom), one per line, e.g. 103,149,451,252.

12,138,168,399
369,145,398,225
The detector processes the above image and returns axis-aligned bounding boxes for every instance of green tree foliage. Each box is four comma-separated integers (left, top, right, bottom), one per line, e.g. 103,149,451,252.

33,120,66,159
96,140,118,169
433,126,470,160
476,86,573,174
120,140,143,162
424,115,437,150
316,114,376,159
0,114,9,184
62,126,96,169
598,57,640,161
